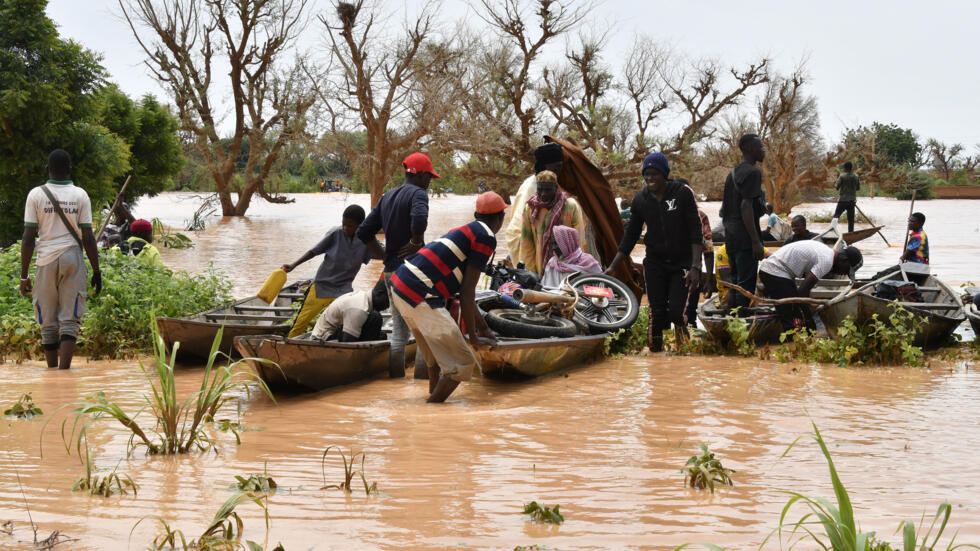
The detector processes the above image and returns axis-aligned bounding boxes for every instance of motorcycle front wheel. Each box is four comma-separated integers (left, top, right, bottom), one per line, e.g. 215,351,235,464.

567,273,640,334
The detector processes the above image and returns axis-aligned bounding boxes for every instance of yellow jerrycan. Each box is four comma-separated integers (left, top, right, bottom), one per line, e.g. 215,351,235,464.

257,269,287,304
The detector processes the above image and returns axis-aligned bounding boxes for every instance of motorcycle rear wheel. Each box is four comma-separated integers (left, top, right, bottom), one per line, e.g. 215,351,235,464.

484,309,578,339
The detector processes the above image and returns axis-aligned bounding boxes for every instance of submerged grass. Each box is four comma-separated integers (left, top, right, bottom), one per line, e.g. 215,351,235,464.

140,491,280,551
235,465,277,493
522,502,564,525
683,444,735,493
72,447,138,497
49,321,276,457
320,446,378,495
5,392,43,418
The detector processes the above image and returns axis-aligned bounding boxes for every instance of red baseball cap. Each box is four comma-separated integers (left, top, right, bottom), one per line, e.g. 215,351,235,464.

130,219,152,233
403,152,440,178
475,191,507,215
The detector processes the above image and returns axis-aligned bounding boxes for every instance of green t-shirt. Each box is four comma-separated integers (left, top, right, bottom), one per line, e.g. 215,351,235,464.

836,172,860,201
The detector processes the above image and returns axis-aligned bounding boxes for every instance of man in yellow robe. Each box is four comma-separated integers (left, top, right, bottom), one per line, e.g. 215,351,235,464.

514,170,587,275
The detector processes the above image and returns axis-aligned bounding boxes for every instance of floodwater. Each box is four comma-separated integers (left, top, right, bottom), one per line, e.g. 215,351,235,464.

1,193,978,550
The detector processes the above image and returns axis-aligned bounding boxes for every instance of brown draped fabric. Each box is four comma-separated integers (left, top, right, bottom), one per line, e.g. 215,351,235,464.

544,135,644,297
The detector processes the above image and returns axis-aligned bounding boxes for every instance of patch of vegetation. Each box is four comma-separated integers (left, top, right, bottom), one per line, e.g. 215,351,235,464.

603,306,649,356
151,218,193,249
0,242,232,360
771,305,924,367
235,465,277,493
4,393,42,419
143,492,280,551
73,446,138,497
683,444,735,493
514,546,560,551
665,329,725,356
522,501,564,525
53,322,275,456
320,447,377,495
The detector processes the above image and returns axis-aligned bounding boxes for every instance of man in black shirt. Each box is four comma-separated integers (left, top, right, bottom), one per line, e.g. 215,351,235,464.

784,215,818,244
606,153,702,352
719,134,766,309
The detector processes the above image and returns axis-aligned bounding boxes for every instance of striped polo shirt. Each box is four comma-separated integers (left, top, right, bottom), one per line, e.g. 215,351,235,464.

391,220,496,307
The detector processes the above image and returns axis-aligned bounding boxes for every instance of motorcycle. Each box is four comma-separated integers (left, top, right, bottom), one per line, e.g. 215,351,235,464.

479,261,639,339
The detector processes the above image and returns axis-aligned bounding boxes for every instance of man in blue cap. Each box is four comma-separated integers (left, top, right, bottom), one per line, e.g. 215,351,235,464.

605,153,703,352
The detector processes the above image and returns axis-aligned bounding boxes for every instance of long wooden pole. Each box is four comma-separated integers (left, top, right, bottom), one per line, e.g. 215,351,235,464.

854,204,890,246
899,179,918,282
95,175,132,241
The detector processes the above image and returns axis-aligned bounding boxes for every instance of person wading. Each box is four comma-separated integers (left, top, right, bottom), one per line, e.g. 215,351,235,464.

834,162,860,233
357,152,435,377
20,149,103,370
719,134,767,310
389,192,506,403
282,205,381,337
514,170,586,275
606,153,703,352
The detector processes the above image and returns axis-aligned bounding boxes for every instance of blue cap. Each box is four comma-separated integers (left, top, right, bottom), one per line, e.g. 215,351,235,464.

642,152,670,178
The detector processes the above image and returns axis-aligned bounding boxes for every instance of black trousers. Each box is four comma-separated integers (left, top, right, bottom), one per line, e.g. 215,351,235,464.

727,246,759,309
833,200,856,233
759,271,808,331
644,258,688,348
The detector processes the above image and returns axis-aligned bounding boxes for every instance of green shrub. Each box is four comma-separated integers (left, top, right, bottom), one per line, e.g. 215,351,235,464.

603,306,649,356
522,501,564,524
0,242,232,359
683,444,735,493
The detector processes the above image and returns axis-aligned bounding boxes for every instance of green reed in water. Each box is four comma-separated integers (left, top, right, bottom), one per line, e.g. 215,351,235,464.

320,446,377,495
522,501,564,525
235,464,277,493
683,444,735,493
139,491,282,551
4,392,42,419
72,437,138,497
51,321,276,456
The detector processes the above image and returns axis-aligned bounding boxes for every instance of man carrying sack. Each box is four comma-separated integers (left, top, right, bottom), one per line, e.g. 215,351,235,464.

20,149,103,370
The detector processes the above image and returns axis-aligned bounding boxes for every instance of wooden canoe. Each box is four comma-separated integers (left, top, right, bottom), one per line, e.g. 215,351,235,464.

157,281,307,363
233,334,416,392
965,303,980,338
712,225,886,248
697,300,784,345
818,270,965,349
476,333,608,379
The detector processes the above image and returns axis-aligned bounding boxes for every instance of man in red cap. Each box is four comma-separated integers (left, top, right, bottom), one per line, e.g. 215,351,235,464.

390,191,506,402
357,152,438,378
113,218,165,269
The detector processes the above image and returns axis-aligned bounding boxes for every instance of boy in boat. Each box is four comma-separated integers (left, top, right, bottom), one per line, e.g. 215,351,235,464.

834,162,860,233
784,215,818,244
356,152,436,378
282,204,382,337
311,280,388,342
605,153,703,352
389,192,506,403
902,212,929,264
758,241,862,330
20,149,103,370
720,134,767,310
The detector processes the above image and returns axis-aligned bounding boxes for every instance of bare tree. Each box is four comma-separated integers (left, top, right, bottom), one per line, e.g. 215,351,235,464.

310,0,469,205
121,0,316,216
926,138,964,182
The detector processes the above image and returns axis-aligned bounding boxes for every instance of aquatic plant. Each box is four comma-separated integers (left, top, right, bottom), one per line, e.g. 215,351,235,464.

4,392,43,419
603,306,649,356
683,444,735,493
72,447,138,497
764,422,977,551
667,329,725,356
142,492,278,551
235,465,277,493
55,322,276,456
772,304,925,367
151,217,194,249
724,313,754,356
0,241,232,360
320,446,377,495
522,501,564,525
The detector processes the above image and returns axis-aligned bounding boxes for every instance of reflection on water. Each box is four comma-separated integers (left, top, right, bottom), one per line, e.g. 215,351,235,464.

0,193,976,550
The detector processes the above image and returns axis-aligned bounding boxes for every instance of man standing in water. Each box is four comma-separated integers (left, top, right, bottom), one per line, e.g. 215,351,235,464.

389,192,506,402
833,162,860,233
357,152,436,377
20,149,102,370
719,134,767,310
605,153,702,352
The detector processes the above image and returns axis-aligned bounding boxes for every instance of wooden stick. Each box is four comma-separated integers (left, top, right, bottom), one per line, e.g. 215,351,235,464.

718,280,831,307
899,184,917,282
96,175,132,241
854,204,890,246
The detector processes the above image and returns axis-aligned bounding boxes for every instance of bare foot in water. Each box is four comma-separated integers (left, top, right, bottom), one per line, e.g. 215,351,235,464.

427,375,460,403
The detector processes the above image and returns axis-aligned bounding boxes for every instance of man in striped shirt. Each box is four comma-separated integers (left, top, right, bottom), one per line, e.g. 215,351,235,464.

390,192,507,402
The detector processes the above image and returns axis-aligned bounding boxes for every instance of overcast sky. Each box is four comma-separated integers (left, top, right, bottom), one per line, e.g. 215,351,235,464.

47,0,980,148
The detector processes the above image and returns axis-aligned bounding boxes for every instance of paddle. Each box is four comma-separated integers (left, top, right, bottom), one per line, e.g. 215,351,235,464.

854,204,890,246
899,184,918,282
95,175,132,242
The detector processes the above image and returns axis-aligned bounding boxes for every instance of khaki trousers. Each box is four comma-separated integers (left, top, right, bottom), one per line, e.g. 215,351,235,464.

33,247,87,345
391,294,479,382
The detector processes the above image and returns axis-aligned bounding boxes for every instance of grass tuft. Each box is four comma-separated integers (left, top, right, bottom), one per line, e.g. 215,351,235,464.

5,392,42,418
72,443,138,497
320,446,377,495
683,444,735,493
522,501,564,524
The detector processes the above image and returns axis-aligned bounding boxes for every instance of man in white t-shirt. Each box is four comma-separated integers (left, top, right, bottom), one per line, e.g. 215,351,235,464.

758,240,862,330
20,150,102,369
310,280,388,342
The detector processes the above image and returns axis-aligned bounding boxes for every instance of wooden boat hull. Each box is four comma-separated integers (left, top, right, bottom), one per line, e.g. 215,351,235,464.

476,334,608,379
157,282,305,362
818,275,965,349
964,304,979,338
234,335,416,392
697,302,784,345
712,225,885,248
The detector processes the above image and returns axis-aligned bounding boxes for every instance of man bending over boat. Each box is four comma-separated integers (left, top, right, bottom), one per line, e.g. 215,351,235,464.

389,192,507,403
311,280,388,342
282,204,381,337
758,241,862,330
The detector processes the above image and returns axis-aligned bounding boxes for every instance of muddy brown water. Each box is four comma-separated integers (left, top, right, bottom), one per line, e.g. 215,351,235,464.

1,193,978,550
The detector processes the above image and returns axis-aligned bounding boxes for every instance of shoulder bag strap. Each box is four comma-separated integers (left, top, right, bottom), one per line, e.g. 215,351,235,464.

39,184,84,249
